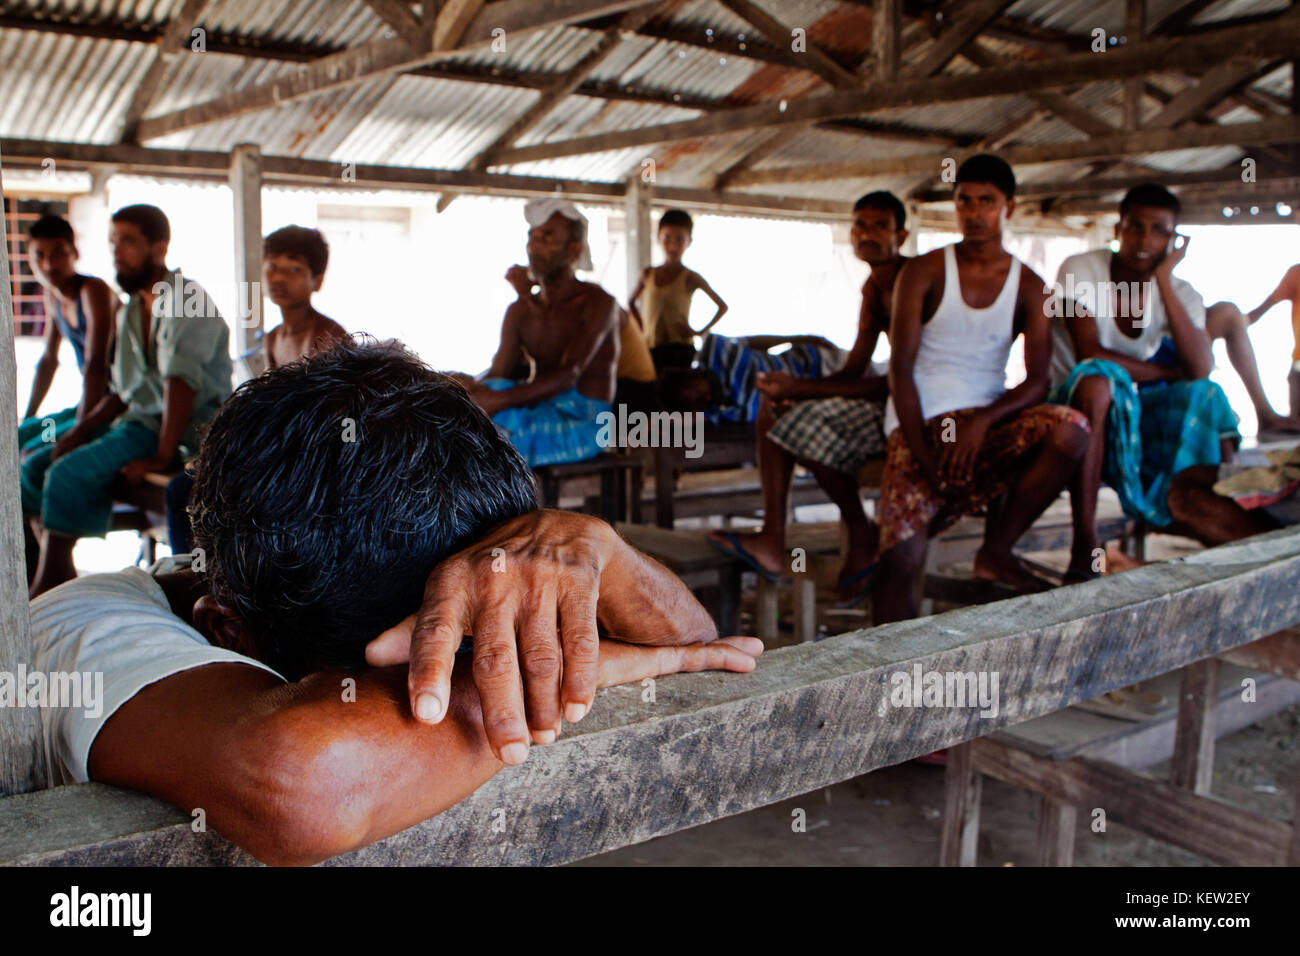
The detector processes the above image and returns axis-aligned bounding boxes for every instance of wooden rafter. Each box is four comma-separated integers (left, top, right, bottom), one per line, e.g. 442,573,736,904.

481,17,1300,168
363,0,425,44
134,0,644,141
119,0,210,143
718,0,860,89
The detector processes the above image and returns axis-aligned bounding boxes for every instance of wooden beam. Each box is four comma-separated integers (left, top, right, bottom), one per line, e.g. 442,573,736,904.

0,147,46,797
481,16,1300,167
953,170,1297,205
1146,57,1289,130
962,42,1116,138
119,0,210,143
1124,0,1145,130
0,138,853,221
902,0,1015,80
729,116,1300,186
719,0,860,89
624,174,651,304
439,0,683,212
363,0,425,44
135,0,646,141
1170,659,1218,794
873,0,901,81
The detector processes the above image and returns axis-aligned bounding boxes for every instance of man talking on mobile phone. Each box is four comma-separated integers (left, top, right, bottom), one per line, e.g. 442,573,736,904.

1046,183,1241,581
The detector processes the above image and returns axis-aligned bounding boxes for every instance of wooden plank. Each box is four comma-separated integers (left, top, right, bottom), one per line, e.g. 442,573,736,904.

483,17,1300,167
0,146,46,797
625,173,651,305
7,526,1300,865
731,117,1300,186
1124,0,1145,130
971,738,1292,866
135,0,645,140
1170,658,1218,794
1218,628,1300,681
719,0,859,89
938,742,982,866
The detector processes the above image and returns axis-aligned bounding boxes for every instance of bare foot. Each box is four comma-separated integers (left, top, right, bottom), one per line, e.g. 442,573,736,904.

1103,545,1146,573
973,547,1054,594
706,528,786,576
834,551,878,605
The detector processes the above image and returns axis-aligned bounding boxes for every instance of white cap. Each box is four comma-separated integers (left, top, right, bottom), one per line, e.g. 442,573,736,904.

523,198,593,272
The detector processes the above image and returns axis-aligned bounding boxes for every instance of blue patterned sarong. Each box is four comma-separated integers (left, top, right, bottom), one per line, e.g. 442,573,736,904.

698,334,825,424
1052,358,1240,526
484,379,611,468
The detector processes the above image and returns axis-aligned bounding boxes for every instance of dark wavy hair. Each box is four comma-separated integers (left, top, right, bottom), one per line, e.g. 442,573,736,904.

189,340,539,679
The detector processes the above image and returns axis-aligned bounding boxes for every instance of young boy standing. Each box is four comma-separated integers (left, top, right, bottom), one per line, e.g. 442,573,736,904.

629,209,728,372
260,226,348,369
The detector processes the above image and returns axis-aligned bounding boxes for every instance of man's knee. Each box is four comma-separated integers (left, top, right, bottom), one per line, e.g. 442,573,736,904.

1048,412,1090,460
1167,466,1215,521
1071,375,1111,422
1206,301,1245,338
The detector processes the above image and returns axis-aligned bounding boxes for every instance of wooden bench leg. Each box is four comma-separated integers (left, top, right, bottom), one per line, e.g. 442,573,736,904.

939,741,982,866
1035,795,1077,867
629,462,644,524
599,468,618,524
654,449,676,528
756,578,779,640
717,564,740,636
1171,658,1219,794
792,575,817,643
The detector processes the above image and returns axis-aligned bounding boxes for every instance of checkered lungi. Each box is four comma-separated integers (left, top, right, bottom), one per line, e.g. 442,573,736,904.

767,396,887,473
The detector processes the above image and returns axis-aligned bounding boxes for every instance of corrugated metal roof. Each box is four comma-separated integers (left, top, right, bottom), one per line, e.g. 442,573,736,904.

0,0,1294,215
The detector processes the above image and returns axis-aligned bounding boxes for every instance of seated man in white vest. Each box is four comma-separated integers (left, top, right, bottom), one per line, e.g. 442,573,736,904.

875,154,1090,624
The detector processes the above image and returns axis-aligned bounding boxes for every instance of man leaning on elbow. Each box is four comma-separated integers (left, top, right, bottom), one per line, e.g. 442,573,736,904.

30,340,761,866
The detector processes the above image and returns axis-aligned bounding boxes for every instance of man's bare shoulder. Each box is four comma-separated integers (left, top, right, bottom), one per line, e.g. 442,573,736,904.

575,281,617,316
900,249,944,281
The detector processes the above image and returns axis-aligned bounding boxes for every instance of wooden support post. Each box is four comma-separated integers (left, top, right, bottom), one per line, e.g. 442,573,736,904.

1171,658,1219,794
0,149,46,796
229,143,263,383
1034,795,1077,866
792,575,817,643
939,741,982,866
624,173,651,306
755,578,779,640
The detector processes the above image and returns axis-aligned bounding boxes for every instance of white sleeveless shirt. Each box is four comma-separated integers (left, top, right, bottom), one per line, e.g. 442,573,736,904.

884,244,1021,434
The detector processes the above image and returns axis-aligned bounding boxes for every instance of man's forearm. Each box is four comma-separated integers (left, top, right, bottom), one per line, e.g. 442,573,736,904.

980,375,1048,425
154,377,196,462
494,366,579,409
788,374,888,402
1155,274,1211,378
601,535,717,644
24,359,57,419
78,367,109,421
75,393,127,435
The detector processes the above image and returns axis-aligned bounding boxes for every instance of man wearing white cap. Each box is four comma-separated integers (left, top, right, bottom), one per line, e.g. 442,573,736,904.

469,199,621,467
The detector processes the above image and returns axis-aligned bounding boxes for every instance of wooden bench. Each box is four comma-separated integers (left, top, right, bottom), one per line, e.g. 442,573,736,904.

535,454,644,524
109,470,177,566
940,632,1300,867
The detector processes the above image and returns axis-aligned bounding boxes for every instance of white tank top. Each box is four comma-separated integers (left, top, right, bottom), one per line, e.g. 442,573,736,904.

884,244,1021,434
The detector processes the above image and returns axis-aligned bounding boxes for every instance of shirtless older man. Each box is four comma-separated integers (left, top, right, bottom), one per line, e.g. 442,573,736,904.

469,200,620,467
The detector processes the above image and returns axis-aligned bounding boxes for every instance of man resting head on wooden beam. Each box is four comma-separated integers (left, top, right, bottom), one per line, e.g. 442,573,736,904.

875,154,1090,624
465,199,621,467
29,341,760,865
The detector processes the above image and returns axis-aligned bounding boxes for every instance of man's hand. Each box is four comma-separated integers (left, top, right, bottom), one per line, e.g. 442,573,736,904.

367,510,681,765
756,370,798,403
938,410,991,484
505,265,536,300
120,455,173,485
596,636,761,687
1155,233,1190,281
50,427,88,462
468,385,508,417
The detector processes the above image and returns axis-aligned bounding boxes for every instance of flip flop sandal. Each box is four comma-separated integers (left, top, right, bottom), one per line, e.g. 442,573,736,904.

707,531,781,583
833,562,877,609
